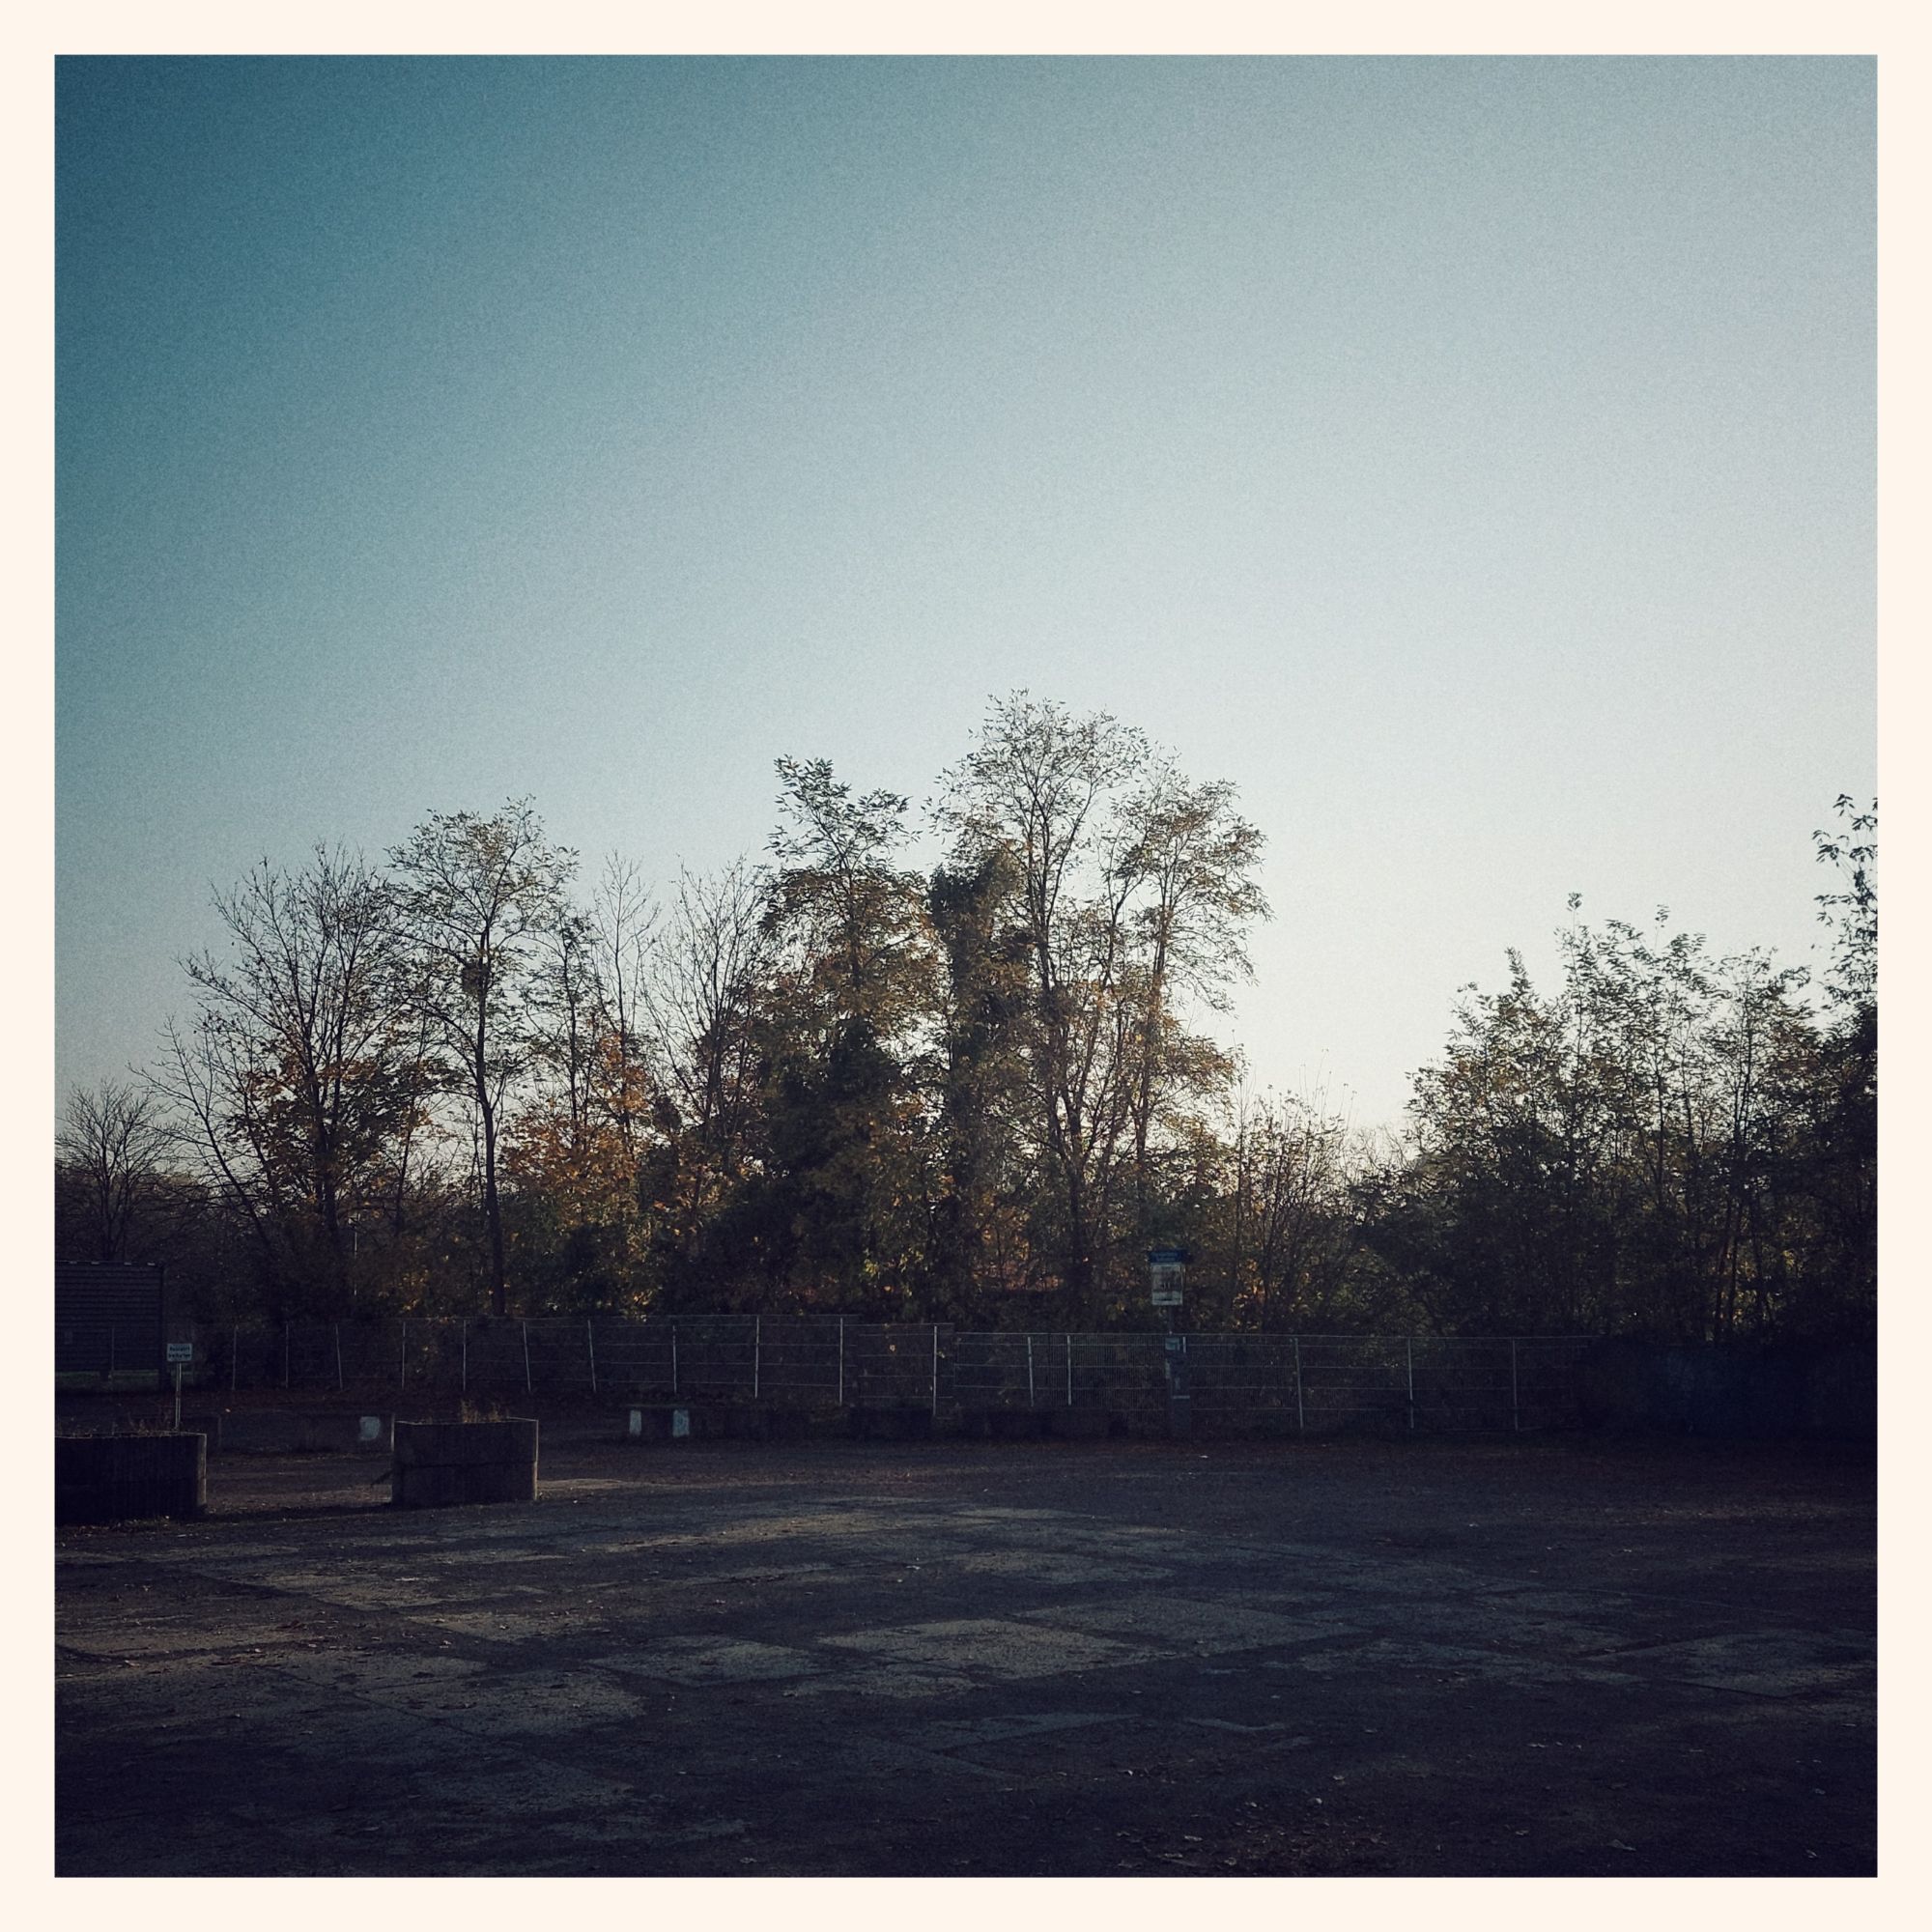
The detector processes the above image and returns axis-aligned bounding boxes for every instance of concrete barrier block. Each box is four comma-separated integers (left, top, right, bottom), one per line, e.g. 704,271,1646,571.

391,1418,538,1508
308,1411,389,1453
626,1405,695,1441
57,1433,208,1523
990,1408,1051,1440
1047,1407,1108,1439
211,1410,301,1453
214,1410,394,1455
850,1405,934,1441
959,1407,1051,1440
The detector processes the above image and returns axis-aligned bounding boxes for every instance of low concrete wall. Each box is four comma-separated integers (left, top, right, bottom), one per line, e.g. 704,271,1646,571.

57,1433,207,1523
1042,1408,1108,1440
392,1418,539,1509
848,1405,934,1441
957,1408,1053,1441
1577,1341,1876,1441
194,1410,393,1455
624,1404,842,1443
627,1404,696,1441
1801,1346,1878,1439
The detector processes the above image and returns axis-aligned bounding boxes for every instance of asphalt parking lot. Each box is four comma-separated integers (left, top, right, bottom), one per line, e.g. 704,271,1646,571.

55,1432,1875,1876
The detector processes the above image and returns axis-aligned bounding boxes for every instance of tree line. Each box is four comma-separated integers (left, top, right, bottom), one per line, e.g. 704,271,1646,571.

56,696,1874,1345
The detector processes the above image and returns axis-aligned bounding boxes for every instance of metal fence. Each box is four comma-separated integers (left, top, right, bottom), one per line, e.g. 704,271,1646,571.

123,1317,1593,1435
55,1264,166,1382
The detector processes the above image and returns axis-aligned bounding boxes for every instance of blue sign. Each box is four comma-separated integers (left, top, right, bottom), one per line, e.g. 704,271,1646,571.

1147,1247,1189,1265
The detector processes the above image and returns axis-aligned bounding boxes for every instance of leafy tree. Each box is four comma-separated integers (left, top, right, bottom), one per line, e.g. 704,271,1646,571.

1119,763,1268,1237
1770,795,1877,1340
750,758,941,1311
765,758,930,1027
938,696,1151,1316
1370,881,1859,1344
938,695,1266,1321
925,849,1036,1314
504,905,651,1312
1813,794,1876,1020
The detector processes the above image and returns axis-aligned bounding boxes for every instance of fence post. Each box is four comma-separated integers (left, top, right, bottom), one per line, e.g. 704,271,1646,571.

587,1318,597,1395
670,1321,679,1397
522,1320,532,1395
753,1316,761,1402
460,1320,469,1397
232,1325,240,1392
931,1323,940,1418
1511,1339,1520,1434
1027,1333,1036,1408
1293,1335,1305,1435
335,1322,344,1392
1065,1332,1073,1407
284,1319,292,1389
838,1318,845,1407
398,1319,407,1392
1406,1336,1415,1433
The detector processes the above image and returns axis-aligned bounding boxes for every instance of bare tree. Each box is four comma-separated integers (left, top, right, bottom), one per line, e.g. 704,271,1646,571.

150,847,426,1311
638,861,773,1262
56,1079,172,1263
526,906,602,1157
390,801,576,1317
1229,1086,1361,1328
589,854,658,1163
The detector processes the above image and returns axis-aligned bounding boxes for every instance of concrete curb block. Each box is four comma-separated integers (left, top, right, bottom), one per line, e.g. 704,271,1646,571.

57,1433,208,1523
391,1418,538,1509
187,1410,394,1455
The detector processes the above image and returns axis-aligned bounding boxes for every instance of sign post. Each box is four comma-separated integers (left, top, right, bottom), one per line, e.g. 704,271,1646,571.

166,1341,194,1432
1148,1248,1191,1438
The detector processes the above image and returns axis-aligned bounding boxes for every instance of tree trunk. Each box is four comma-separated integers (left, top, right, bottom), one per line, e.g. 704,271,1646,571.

480,1090,507,1318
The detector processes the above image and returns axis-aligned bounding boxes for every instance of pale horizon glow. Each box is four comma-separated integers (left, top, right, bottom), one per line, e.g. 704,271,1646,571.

57,55,1875,1136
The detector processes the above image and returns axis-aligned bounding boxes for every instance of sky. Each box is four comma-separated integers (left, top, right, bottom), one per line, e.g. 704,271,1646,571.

56,55,1875,1135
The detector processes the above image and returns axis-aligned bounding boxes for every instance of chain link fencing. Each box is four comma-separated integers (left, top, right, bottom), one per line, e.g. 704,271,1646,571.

130,1316,1593,1435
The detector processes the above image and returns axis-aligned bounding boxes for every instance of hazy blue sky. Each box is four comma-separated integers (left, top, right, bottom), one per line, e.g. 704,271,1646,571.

57,55,1874,1132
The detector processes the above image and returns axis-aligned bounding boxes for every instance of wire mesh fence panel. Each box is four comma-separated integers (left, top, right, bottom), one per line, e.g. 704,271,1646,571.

279,1321,331,1390
1184,1334,1300,1427
582,1320,673,1397
747,1318,841,1408
1069,1332,1167,1419
1294,1335,1412,1434
59,1321,168,1385
951,1331,1059,1409
1403,1337,1515,1433
151,1316,1597,1429
325,1321,384,1390
409,1320,467,1395
1512,1339,1595,1431
659,1318,758,1404
839,1324,946,1411
509,1319,589,1396
55,1321,118,1378
458,1319,530,1396
232,1323,287,1393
